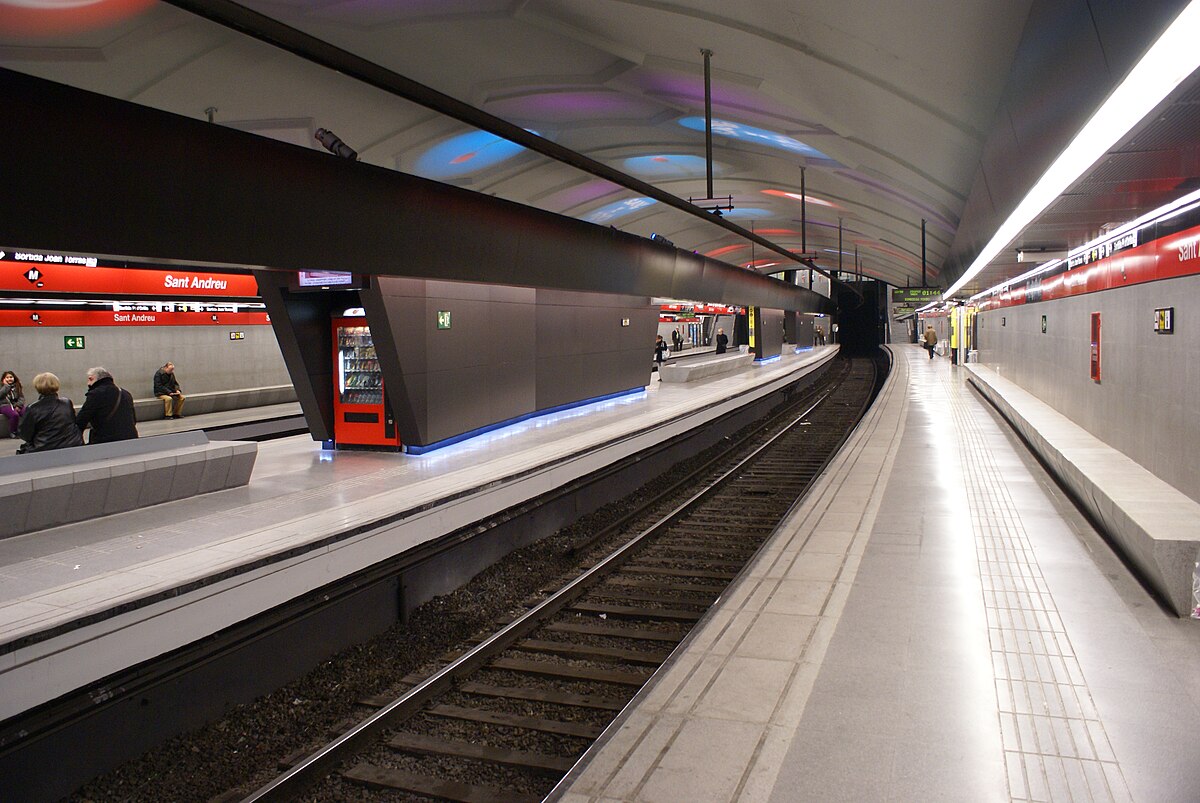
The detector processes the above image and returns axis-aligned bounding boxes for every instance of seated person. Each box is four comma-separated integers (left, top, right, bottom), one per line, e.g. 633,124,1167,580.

0,370,24,437
153,361,185,419
77,367,139,444
18,372,84,453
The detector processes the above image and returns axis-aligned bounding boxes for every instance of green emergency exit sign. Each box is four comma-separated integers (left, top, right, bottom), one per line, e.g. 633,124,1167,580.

64,336,86,350
436,310,452,330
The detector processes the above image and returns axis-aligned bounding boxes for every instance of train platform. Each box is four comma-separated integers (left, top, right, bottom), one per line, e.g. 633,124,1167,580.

554,345,1200,803
0,346,836,726
0,402,303,458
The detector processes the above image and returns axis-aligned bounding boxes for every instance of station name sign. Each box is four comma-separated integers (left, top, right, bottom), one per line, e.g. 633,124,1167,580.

0,248,258,298
891,287,942,303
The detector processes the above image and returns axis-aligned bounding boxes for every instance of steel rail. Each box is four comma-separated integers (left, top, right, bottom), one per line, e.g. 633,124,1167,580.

566,362,849,556
240,364,856,802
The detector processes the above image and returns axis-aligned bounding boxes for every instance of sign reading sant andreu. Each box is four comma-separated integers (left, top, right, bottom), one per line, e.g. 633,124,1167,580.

891,287,943,304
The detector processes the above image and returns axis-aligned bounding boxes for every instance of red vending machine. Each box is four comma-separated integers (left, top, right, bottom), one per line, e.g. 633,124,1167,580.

331,316,402,450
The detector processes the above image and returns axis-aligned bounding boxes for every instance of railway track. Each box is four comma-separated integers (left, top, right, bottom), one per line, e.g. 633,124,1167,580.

242,355,882,802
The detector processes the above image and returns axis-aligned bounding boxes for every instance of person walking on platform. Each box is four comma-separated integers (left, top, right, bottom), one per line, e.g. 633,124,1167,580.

77,367,138,444
715,328,729,354
654,335,668,379
923,325,937,359
0,370,25,438
17,372,83,453
153,361,186,419
671,328,683,353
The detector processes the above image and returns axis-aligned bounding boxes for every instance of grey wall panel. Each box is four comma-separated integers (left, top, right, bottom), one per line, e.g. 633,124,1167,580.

535,356,581,413
253,272,344,440
276,273,656,447
795,315,815,347
535,289,655,411
976,274,1200,501
757,308,785,359
0,321,289,406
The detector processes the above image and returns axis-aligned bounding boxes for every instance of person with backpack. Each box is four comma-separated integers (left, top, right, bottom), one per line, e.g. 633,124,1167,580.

923,325,938,359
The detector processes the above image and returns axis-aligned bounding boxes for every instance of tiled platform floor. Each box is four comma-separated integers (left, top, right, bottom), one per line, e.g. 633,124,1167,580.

555,346,1200,803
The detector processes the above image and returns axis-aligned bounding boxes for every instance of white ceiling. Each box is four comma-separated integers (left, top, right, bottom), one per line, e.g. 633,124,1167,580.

0,0,1110,292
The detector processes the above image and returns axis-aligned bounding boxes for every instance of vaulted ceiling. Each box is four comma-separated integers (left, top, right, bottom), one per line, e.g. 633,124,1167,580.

1,0,1195,299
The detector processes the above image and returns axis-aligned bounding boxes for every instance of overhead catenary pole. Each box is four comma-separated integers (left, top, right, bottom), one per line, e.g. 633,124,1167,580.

801,166,812,289
838,217,843,280
702,48,714,202
921,218,927,287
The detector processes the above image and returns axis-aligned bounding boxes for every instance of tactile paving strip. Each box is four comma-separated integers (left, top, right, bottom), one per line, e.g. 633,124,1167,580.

939,356,1132,803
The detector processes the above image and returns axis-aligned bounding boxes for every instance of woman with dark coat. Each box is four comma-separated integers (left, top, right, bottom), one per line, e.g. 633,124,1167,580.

76,367,139,444
18,372,84,453
0,370,24,437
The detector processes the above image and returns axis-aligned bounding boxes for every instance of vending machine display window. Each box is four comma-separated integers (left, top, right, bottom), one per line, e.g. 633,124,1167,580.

338,325,382,405
331,318,402,449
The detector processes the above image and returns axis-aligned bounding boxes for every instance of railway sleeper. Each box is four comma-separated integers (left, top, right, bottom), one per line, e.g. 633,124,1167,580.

569,601,705,621
621,565,737,581
343,763,542,803
488,657,653,687
387,731,575,773
648,543,757,557
632,556,744,572
589,586,715,606
425,703,603,739
514,638,672,665
545,620,692,642
605,577,727,594
458,682,627,712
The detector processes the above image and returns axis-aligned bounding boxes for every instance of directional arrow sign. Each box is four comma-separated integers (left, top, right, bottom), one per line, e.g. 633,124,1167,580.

64,336,86,350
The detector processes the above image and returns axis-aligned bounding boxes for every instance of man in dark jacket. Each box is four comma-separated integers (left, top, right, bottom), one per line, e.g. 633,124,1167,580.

18,372,84,453
715,328,729,354
153,361,185,419
77,367,138,444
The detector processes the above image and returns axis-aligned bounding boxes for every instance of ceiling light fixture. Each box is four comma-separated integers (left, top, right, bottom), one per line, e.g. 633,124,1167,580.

943,1,1200,300
969,184,1200,301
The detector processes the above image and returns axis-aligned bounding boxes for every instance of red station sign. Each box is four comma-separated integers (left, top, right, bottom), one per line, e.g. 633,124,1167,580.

0,310,271,327
1,253,259,298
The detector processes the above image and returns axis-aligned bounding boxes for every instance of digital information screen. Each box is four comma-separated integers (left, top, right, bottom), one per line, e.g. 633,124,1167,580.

298,271,354,287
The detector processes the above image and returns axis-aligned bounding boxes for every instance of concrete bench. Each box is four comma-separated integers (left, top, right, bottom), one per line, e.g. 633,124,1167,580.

133,384,296,421
0,432,258,539
966,365,1200,617
659,352,755,383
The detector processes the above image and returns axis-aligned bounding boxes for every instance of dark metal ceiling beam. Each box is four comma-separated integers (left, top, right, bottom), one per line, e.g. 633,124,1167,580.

162,0,852,294
0,68,830,314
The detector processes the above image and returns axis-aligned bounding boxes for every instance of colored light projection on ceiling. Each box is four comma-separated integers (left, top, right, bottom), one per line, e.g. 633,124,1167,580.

541,179,621,211
762,189,840,209
583,197,657,224
706,244,749,258
623,154,713,179
414,130,534,180
679,117,829,159
0,0,155,34
720,207,775,220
